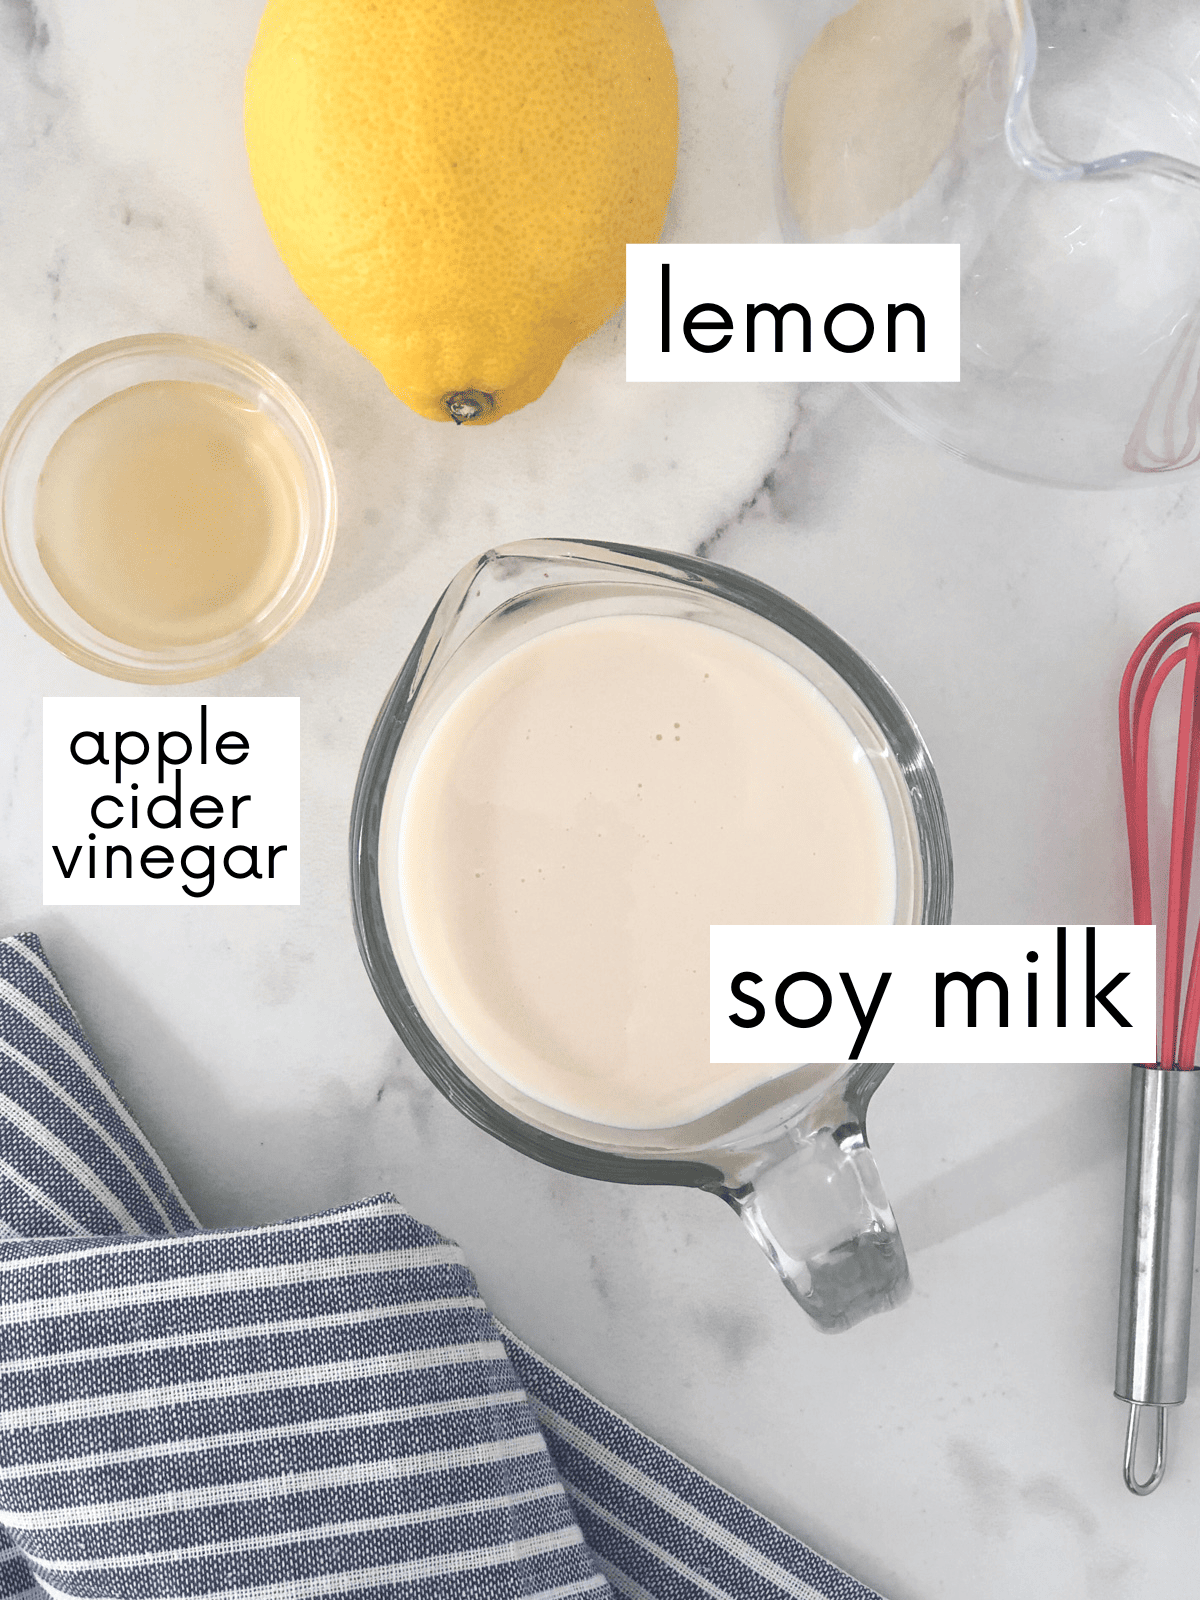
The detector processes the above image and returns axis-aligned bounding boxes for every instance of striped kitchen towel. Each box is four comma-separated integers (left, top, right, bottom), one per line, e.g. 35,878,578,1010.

0,932,884,1600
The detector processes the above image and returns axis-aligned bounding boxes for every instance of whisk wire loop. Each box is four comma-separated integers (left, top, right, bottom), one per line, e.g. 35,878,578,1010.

1119,609,1200,1068
1176,642,1200,1068
1119,617,1200,925
1127,644,1189,934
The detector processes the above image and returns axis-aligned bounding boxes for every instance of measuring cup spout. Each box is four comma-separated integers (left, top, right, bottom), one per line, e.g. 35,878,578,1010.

724,1067,909,1332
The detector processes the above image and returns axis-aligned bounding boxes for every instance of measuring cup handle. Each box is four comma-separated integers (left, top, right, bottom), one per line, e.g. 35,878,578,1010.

726,1104,909,1333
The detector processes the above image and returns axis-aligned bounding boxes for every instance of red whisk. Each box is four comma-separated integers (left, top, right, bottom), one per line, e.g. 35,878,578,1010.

1115,605,1200,1492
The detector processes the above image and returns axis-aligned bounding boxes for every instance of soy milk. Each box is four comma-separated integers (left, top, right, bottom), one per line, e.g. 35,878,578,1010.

393,613,897,1129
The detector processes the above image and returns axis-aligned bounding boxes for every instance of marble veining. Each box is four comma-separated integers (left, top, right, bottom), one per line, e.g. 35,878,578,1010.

3,3,1200,1598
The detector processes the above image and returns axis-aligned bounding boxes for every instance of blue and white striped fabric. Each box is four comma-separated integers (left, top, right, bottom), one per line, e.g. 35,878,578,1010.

504,1343,879,1600
0,932,885,1600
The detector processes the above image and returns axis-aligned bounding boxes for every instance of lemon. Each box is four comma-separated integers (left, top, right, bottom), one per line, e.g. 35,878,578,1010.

244,0,678,424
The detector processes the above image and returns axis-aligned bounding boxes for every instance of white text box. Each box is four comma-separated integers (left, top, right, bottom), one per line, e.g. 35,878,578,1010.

628,244,960,383
710,925,1156,1064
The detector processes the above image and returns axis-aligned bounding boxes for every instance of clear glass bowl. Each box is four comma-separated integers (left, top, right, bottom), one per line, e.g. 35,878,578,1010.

774,0,1200,488
0,334,337,681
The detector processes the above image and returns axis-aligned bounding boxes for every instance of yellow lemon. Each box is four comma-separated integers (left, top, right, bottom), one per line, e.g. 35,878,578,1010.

244,0,678,424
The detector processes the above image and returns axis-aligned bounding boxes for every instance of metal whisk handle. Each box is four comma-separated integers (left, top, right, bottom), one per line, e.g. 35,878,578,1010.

1115,1065,1200,1493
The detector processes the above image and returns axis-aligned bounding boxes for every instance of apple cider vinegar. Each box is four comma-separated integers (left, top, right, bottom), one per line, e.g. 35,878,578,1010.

34,380,302,650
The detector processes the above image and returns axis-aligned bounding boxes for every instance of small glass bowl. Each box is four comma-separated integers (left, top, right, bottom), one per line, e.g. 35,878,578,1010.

0,334,337,682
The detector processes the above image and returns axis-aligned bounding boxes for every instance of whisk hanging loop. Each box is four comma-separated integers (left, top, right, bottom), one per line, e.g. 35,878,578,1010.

1123,1401,1168,1496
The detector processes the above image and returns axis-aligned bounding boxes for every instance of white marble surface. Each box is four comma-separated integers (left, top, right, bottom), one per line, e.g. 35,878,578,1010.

3,2,1200,1597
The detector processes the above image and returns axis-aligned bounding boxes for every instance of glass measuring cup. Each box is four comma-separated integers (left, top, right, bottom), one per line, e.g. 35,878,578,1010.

772,0,1200,487
350,541,953,1331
